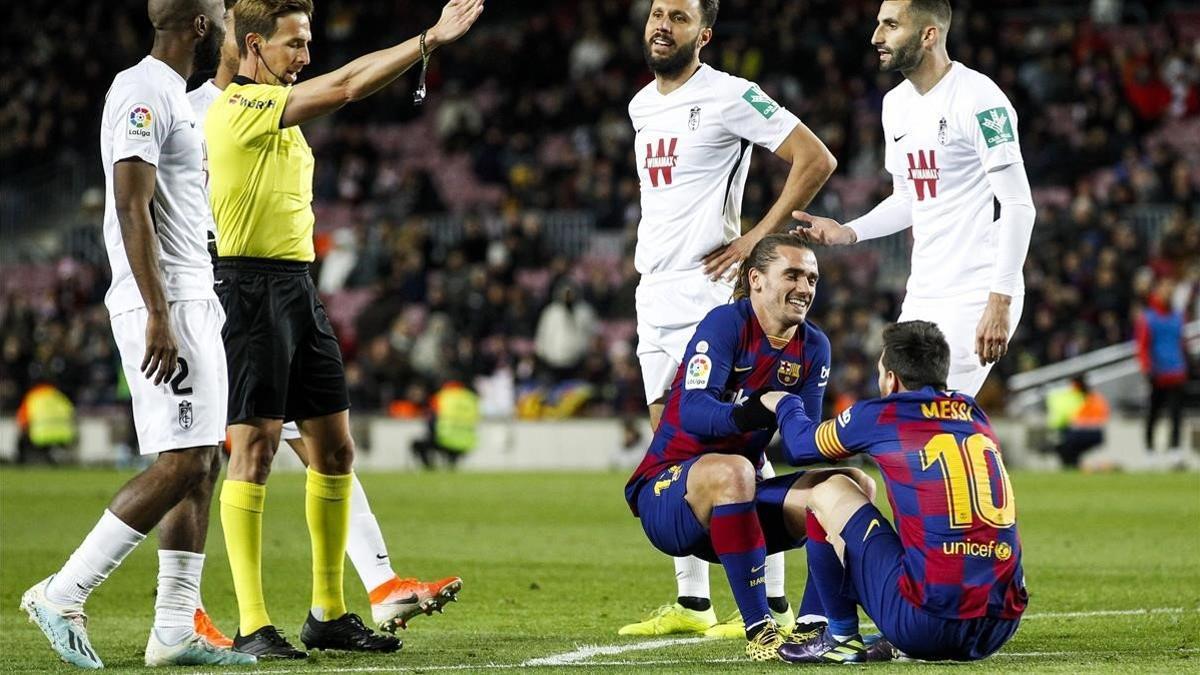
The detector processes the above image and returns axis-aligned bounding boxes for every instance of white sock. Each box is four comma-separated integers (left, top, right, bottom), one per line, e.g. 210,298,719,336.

46,510,145,607
765,551,787,599
673,555,710,600
153,550,204,646
345,474,396,593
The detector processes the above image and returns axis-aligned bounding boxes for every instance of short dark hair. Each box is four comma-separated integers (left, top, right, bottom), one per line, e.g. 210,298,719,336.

698,0,718,28
234,0,313,56
907,0,952,32
881,320,950,391
731,233,812,300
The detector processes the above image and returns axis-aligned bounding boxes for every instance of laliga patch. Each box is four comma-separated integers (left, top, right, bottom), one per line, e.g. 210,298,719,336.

127,103,154,139
684,354,712,390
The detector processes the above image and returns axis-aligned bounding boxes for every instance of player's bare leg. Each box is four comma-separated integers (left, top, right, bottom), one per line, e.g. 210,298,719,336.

620,396,718,637
24,446,253,668
286,429,462,632
221,418,307,658
778,471,894,664
189,449,232,647
292,412,398,652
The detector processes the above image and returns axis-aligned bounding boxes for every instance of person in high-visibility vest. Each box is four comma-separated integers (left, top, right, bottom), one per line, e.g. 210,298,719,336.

1047,377,1110,468
413,381,479,469
16,383,77,464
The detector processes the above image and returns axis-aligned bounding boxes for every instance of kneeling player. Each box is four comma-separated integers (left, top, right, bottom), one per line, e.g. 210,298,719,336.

625,236,865,661
764,321,1027,663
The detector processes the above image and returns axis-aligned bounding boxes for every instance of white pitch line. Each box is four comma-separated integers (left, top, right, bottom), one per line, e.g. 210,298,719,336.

522,636,710,666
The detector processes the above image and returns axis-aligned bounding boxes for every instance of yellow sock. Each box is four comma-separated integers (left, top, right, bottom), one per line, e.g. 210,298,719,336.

306,468,351,620
219,479,271,635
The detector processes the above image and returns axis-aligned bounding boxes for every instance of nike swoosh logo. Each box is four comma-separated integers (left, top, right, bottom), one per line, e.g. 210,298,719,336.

733,365,753,373
892,133,907,142
863,518,881,541
750,563,767,574
375,554,389,560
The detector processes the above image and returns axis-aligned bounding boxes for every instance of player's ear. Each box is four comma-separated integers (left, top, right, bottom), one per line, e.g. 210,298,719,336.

194,14,207,38
698,26,712,49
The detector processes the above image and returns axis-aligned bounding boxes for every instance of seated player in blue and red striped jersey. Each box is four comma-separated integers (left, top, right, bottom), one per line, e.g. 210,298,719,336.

761,320,1028,663
624,234,879,662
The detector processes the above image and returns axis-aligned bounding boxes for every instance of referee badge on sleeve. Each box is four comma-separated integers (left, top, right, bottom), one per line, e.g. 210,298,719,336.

127,104,154,140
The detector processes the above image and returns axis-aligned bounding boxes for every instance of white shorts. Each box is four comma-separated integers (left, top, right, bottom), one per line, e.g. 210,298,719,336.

281,420,301,441
636,269,734,404
111,299,227,455
898,292,1024,397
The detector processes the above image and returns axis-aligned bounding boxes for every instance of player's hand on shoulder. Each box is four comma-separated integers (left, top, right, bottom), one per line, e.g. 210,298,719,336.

790,211,856,246
428,0,485,48
142,310,179,386
702,234,756,282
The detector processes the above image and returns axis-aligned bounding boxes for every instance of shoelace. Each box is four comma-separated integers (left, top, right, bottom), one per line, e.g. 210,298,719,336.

63,609,89,632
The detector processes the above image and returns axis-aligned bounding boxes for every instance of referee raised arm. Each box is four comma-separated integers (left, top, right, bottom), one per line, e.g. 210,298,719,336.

205,0,483,659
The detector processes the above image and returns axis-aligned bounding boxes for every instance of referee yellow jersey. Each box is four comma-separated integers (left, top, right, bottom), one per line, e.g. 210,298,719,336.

205,75,315,261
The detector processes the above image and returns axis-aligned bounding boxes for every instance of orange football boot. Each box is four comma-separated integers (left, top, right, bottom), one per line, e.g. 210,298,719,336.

369,576,463,633
193,607,233,648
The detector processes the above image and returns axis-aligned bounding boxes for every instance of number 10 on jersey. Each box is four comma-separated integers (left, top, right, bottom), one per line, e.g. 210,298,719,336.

921,433,1016,529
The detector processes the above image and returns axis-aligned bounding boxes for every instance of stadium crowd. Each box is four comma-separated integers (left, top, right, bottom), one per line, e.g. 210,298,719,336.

2,0,1198,419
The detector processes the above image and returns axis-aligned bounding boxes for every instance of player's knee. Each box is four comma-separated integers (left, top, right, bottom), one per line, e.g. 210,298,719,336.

312,434,355,473
232,435,278,482
158,446,218,490
811,473,865,511
704,455,755,502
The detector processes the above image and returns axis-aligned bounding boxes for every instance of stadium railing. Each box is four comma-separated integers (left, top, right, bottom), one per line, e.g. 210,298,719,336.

1006,320,1200,417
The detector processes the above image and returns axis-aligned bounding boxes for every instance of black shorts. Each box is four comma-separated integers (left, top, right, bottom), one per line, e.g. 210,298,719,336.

215,257,350,425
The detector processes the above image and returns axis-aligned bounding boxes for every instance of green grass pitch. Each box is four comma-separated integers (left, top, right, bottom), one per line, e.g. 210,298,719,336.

1,467,1197,673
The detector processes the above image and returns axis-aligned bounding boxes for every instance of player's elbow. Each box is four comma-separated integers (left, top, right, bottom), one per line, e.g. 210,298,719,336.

815,147,837,178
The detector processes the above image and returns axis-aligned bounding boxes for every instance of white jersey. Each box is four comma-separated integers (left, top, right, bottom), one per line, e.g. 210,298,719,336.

629,64,800,275
187,79,222,245
101,56,216,316
187,79,221,132
882,62,1024,300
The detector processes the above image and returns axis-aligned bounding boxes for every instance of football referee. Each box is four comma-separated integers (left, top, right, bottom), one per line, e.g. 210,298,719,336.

205,0,483,659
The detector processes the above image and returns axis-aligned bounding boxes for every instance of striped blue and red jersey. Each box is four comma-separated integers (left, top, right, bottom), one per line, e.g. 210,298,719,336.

625,298,831,513
776,387,1027,621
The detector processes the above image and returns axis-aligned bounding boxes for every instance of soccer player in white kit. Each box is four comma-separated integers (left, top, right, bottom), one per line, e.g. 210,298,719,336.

619,0,838,638
19,0,254,668
184,7,461,640
794,0,1035,397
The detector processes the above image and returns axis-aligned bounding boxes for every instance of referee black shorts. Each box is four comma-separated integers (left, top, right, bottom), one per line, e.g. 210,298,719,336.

215,257,350,425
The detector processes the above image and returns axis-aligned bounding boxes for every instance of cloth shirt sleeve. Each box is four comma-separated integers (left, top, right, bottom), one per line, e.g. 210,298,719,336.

678,308,742,437
219,83,290,146
986,161,1036,296
719,77,802,152
108,81,172,167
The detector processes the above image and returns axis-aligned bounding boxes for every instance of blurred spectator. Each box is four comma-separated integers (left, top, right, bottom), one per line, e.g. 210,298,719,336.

411,380,479,470
16,381,76,464
1135,276,1189,456
535,282,597,381
1045,376,1110,468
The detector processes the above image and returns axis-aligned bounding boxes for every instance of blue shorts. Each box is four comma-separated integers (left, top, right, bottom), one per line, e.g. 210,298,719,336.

840,504,1021,661
634,456,807,564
